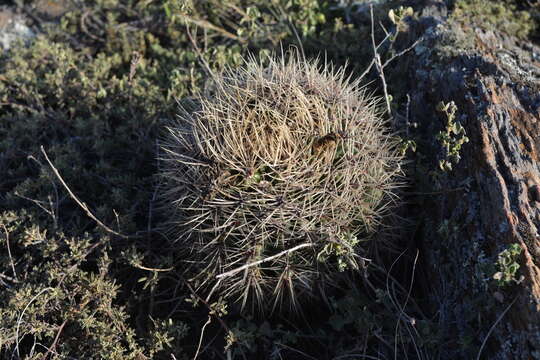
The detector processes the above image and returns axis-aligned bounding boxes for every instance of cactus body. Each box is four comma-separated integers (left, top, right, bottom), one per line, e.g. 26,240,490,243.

160,52,403,313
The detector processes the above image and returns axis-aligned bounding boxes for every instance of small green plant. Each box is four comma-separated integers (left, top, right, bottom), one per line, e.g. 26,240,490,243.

160,50,404,314
436,101,469,171
317,232,361,272
388,6,414,40
437,218,459,239
398,138,417,156
492,243,523,287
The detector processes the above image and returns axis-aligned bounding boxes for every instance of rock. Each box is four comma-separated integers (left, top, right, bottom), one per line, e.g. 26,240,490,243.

33,0,70,21
0,7,34,52
397,1,540,358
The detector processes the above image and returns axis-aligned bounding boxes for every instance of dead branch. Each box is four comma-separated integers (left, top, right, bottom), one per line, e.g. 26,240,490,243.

40,146,131,239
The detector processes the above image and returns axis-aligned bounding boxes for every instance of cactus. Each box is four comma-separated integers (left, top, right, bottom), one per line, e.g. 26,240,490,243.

160,51,404,314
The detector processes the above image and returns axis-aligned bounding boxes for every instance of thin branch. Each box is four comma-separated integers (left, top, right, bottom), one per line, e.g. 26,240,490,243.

370,5,392,121
216,242,314,279
40,320,67,360
182,16,240,42
182,278,231,334
13,192,56,227
80,11,105,43
0,273,18,283
148,152,161,241
407,187,466,195
27,155,60,229
133,263,173,272
2,224,18,282
476,296,518,360
275,343,319,360
405,93,411,136
15,287,54,359
357,58,376,81
193,316,212,360
40,146,130,239
276,4,306,62
381,37,424,69
185,25,217,80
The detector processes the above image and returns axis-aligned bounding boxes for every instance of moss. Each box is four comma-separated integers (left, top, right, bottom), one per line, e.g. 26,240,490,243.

451,0,536,39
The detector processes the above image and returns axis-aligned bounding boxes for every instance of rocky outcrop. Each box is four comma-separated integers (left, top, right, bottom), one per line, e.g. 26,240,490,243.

402,1,540,358
0,7,34,51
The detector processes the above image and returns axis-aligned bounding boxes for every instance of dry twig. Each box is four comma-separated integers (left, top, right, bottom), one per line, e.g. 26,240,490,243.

40,146,130,239
2,224,18,282
40,320,68,360
370,5,392,120
216,243,314,279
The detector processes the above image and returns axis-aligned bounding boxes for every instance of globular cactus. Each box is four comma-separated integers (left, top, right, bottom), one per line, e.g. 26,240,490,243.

160,51,403,314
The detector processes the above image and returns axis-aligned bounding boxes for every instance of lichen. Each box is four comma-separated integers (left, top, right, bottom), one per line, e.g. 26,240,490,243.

451,0,536,39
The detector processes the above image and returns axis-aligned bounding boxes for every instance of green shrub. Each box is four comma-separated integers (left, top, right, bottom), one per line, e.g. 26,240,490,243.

0,0,430,358
0,0,329,357
160,51,404,314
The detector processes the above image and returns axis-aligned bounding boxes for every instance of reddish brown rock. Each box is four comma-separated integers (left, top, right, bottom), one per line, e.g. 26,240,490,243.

400,3,540,357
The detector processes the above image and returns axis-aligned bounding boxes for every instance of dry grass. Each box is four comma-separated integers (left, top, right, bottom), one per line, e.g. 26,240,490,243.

160,50,404,314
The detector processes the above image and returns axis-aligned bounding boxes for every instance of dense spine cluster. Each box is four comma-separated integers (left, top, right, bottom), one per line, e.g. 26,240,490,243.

160,52,403,313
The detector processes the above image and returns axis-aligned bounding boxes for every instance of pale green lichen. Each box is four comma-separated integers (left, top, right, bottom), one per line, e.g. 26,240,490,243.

451,0,535,39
